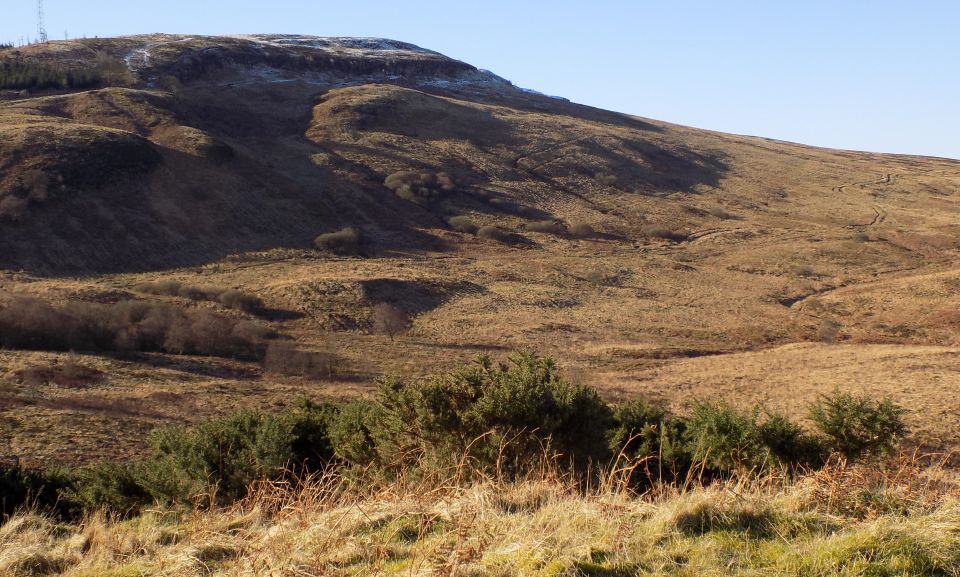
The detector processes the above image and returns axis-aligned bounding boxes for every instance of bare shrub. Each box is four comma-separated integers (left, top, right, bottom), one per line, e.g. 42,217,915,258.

448,215,478,234
524,220,566,235
371,303,411,340
134,281,263,314
708,206,733,220
263,341,339,380
852,231,871,243
384,171,454,204
486,197,536,217
218,290,263,314
134,280,184,296
596,172,618,186
0,297,269,360
569,222,596,238
477,225,511,243
178,285,221,301
94,51,136,86
0,195,28,221
15,360,105,388
791,264,817,278
314,227,361,255
642,225,689,242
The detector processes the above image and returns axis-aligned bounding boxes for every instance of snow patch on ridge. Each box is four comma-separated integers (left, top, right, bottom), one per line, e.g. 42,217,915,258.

227,35,444,58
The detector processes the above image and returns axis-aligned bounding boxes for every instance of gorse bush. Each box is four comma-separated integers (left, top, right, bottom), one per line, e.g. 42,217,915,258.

147,411,305,504
608,400,691,481
384,171,454,204
809,392,908,461
0,353,909,521
0,462,71,519
0,297,271,360
685,402,767,472
685,403,826,472
56,400,342,515
339,352,614,476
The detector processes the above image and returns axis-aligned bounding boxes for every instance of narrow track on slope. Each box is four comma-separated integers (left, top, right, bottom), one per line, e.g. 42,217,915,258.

845,205,887,228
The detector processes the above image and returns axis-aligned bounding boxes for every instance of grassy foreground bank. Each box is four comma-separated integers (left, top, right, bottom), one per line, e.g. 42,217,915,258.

1,454,957,577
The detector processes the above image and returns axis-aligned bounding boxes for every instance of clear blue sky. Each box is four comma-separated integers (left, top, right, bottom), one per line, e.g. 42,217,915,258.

3,1,959,159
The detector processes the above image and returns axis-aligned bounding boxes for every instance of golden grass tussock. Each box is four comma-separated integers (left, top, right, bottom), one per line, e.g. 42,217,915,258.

2,453,959,577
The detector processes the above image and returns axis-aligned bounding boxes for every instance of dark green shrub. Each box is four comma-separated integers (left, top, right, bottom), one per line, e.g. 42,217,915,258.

66,462,153,518
685,402,766,472
328,400,379,464
809,392,907,461
384,171,454,204
147,411,297,504
608,400,691,481
144,404,340,505
685,403,826,473
448,215,478,234
285,399,341,469
757,412,826,468
314,227,361,255
0,462,72,520
354,351,613,476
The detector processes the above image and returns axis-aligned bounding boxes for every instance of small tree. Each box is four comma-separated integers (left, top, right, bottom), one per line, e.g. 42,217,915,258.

371,303,411,340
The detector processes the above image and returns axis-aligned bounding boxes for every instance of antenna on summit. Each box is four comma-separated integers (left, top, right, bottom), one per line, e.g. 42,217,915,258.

37,0,49,43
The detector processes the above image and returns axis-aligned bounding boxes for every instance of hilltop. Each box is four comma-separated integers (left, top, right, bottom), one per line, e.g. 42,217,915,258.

1,35,960,467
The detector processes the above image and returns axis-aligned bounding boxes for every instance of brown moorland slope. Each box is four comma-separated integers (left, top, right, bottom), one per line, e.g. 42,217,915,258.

1,35,959,466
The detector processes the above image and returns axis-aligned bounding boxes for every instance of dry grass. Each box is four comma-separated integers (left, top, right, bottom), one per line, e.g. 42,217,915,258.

1,454,958,576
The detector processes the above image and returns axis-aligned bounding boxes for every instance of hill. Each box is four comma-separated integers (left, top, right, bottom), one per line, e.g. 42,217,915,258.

1,35,960,467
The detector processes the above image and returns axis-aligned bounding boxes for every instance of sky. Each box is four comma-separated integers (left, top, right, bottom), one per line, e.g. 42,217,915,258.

2,1,959,159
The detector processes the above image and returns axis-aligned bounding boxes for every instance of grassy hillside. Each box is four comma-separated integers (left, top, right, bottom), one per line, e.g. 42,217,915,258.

1,34,960,471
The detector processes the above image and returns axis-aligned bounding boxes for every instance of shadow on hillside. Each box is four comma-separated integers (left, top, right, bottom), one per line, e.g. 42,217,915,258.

360,278,486,314
0,136,454,276
131,354,262,380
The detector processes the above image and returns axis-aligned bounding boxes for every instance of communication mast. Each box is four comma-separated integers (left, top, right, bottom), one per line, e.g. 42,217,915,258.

37,0,48,43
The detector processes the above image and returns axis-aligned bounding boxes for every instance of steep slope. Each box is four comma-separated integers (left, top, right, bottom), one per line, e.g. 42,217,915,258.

2,35,960,466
